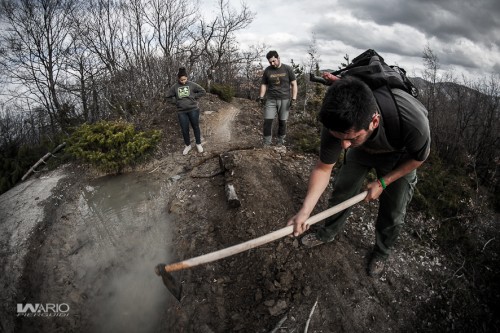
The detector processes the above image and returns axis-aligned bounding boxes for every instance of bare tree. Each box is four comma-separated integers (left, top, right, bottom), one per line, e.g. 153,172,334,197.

0,0,255,130
199,0,255,85
71,0,153,120
302,34,321,112
423,44,440,86
339,53,350,69
460,76,500,180
422,44,440,115
235,44,265,99
420,45,500,192
75,0,125,75
143,0,198,81
0,0,78,134
421,44,447,151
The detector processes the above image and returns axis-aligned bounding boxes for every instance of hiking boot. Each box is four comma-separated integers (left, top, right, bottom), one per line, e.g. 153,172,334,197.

368,255,386,277
300,233,326,248
196,144,203,153
182,145,192,155
277,136,285,146
263,136,272,146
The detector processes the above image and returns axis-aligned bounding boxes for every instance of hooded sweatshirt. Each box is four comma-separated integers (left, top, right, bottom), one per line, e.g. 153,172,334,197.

166,81,206,113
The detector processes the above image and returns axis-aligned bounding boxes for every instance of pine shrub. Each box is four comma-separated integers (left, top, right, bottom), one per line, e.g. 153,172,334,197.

210,83,235,102
67,121,161,174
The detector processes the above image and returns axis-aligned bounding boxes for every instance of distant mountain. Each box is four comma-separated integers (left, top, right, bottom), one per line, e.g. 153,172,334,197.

409,77,487,99
311,72,487,100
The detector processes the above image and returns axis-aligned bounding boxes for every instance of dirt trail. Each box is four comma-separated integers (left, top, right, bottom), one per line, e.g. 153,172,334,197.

203,104,240,145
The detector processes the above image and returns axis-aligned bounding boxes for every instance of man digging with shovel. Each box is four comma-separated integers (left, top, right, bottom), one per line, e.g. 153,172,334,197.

287,75,430,277
155,64,430,298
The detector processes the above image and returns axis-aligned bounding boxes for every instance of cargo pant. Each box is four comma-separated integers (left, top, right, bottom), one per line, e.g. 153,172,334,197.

316,148,417,258
263,99,290,145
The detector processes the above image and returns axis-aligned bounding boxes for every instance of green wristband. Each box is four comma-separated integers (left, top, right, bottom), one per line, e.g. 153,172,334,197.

379,178,387,189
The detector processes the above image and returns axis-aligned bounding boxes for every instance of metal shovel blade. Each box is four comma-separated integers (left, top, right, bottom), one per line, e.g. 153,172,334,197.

155,263,182,301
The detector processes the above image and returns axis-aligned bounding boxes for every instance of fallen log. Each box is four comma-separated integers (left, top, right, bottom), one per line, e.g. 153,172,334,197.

219,152,241,208
21,142,66,181
225,184,241,208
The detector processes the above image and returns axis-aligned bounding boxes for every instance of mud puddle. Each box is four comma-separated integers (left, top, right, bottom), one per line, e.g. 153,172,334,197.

20,172,178,333
71,173,177,332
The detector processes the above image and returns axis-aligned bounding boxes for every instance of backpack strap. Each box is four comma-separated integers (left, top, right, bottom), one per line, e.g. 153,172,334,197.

372,85,403,149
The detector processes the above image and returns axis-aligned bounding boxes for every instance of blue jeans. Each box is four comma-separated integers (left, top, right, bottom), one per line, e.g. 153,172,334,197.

177,109,201,145
316,148,417,258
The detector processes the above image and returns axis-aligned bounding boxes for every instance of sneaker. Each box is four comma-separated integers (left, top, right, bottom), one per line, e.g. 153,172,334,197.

368,255,386,277
196,144,203,153
300,233,326,248
182,145,192,155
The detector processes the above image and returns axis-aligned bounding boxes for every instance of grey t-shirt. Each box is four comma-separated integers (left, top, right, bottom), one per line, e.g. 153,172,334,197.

261,64,296,99
320,88,431,164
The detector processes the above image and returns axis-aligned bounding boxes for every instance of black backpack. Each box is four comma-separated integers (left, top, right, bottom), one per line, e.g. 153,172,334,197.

316,49,419,149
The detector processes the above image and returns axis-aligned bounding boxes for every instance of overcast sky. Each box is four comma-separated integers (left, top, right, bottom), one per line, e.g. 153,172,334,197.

229,0,500,80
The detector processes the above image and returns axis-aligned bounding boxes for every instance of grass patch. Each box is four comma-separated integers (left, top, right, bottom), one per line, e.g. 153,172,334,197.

412,152,475,218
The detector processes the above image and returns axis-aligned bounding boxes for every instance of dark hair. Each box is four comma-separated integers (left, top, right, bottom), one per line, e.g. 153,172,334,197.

177,67,188,78
318,76,378,133
266,50,279,60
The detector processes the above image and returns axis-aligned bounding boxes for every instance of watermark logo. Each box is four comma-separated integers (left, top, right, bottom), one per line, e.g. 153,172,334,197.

17,303,70,317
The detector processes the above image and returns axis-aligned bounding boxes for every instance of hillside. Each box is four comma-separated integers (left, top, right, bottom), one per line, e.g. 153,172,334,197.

1,94,499,332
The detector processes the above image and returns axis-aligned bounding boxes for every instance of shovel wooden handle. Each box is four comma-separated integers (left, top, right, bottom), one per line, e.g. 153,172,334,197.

163,191,367,273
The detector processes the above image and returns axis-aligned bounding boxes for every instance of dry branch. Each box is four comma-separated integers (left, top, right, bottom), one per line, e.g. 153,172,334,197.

21,142,66,181
304,298,318,333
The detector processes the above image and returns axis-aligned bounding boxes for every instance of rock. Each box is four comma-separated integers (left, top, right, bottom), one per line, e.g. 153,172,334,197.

264,279,276,292
268,299,287,316
198,325,215,333
255,288,263,302
277,270,294,290
264,299,275,307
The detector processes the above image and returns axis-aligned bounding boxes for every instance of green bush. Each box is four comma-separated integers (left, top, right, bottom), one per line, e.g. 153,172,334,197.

210,83,235,102
294,136,321,154
287,122,321,154
411,152,474,217
67,121,161,174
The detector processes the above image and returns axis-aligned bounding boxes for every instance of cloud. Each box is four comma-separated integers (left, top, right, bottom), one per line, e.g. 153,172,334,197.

236,0,500,78
346,0,500,47
312,17,427,57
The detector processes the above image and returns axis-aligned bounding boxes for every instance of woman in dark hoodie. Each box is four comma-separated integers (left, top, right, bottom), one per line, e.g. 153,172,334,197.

166,67,206,155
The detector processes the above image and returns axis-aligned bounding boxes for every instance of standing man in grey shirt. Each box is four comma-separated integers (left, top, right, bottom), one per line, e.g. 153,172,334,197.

258,50,298,146
287,76,430,277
